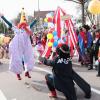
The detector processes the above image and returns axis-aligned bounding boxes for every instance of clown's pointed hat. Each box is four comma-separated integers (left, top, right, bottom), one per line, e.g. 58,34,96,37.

20,8,27,24
18,8,28,28
18,8,32,35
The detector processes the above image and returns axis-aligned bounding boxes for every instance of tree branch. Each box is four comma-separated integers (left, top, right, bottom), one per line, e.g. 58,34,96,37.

64,0,81,4
64,0,88,4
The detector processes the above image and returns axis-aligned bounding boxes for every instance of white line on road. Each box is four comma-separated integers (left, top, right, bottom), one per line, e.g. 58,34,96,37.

0,90,16,100
0,90,7,100
72,62,80,66
34,66,100,95
35,67,52,74
91,88,100,95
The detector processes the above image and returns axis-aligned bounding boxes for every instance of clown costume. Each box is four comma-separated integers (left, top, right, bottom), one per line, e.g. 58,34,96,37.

0,8,37,80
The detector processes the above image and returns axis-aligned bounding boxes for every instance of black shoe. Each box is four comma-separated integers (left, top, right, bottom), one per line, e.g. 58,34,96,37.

95,66,98,70
88,67,93,70
85,93,91,99
96,74,100,77
0,62,2,65
81,62,84,66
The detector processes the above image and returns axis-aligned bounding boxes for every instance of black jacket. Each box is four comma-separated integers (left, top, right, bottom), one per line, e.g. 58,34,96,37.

93,38,100,60
40,56,74,92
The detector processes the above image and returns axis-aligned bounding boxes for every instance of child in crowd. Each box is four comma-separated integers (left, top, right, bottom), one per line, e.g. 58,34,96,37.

35,41,44,64
36,41,44,56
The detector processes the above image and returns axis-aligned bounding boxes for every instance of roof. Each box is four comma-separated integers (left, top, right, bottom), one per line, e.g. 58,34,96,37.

34,11,54,18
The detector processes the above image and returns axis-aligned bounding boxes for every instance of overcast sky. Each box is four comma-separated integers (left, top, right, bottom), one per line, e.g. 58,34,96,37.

0,0,78,20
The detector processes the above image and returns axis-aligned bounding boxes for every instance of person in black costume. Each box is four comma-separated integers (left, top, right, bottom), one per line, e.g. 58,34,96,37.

39,44,77,100
91,29,100,71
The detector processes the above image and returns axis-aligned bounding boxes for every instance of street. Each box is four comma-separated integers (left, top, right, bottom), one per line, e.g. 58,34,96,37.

0,58,100,100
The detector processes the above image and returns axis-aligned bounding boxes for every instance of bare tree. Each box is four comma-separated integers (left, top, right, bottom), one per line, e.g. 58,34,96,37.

64,0,89,25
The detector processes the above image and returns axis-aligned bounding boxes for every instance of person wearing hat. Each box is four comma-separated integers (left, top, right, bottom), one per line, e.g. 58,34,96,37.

39,44,77,100
0,8,37,80
78,25,93,68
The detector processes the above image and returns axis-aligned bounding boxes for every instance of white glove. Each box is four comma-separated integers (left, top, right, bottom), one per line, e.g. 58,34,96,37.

95,60,99,66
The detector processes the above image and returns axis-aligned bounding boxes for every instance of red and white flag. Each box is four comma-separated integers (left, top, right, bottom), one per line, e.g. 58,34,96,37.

54,7,78,56
43,7,78,58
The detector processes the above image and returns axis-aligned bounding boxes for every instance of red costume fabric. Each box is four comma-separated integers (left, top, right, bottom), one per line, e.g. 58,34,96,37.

80,31,88,48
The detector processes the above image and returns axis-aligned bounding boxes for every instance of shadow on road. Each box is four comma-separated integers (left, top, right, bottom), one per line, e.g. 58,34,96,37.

31,80,66,100
31,80,88,100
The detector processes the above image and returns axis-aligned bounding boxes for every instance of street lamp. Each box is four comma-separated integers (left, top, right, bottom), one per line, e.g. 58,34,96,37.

37,0,40,31
38,0,40,11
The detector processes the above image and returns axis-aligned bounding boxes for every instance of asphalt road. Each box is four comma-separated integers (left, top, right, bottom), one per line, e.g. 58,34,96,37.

0,58,100,100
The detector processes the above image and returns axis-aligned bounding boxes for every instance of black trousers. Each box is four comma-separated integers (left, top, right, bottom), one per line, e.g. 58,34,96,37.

45,74,55,91
45,74,77,100
90,52,98,69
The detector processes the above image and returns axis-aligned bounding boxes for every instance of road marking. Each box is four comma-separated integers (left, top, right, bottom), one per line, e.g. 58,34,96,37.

72,62,80,66
0,90,17,100
35,67,52,74
91,88,100,95
35,66,100,95
0,90,7,100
